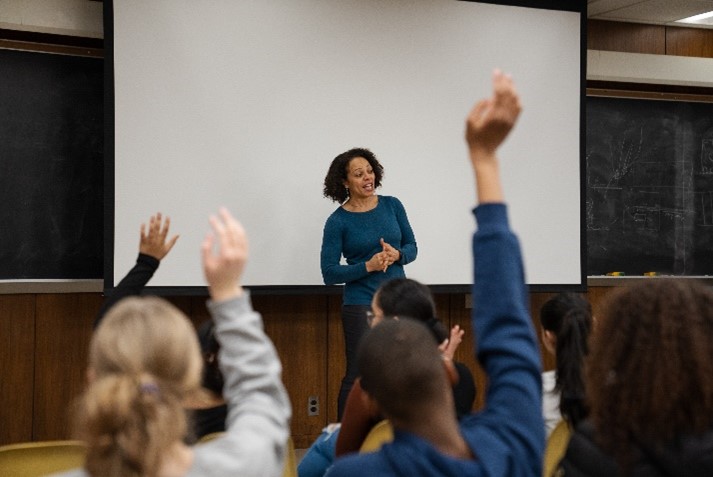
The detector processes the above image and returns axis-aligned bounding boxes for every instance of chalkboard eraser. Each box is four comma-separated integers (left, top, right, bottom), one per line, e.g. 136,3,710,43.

606,272,625,276
643,272,657,276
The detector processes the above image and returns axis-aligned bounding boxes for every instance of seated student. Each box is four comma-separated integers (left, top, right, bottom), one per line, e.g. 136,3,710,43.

540,292,592,437
53,208,291,477
186,319,228,440
336,278,475,455
557,279,713,476
325,69,543,477
297,278,472,477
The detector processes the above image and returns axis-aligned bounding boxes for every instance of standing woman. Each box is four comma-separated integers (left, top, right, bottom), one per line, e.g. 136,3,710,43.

321,147,417,419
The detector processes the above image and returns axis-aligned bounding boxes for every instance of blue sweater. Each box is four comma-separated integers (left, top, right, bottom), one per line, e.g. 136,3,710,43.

320,195,417,305
326,204,544,477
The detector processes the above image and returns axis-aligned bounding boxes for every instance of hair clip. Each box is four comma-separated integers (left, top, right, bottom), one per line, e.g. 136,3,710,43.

140,382,160,396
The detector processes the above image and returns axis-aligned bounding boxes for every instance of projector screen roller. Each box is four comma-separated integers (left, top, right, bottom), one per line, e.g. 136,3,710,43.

107,0,585,290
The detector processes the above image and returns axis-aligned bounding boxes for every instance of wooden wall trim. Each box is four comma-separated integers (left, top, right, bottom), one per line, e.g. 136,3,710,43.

666,26,713,58
587,19,665,55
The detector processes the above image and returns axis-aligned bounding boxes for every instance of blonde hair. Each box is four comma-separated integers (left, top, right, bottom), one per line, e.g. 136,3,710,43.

75,297,203,477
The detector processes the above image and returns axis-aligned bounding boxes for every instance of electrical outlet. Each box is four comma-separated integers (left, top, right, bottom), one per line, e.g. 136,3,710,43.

308,395,319,416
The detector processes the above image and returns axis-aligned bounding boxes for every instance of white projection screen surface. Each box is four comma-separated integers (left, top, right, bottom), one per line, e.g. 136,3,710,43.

109,0,584,290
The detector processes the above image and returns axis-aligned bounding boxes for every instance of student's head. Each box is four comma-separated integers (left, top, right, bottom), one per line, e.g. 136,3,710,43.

77,296,203,477
323,147,383,203
371,278,448,344
587,279,713,468
540,292,592,425
358,319,449,423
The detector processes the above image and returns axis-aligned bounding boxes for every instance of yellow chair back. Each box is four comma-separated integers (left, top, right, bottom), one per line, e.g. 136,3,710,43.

282,436,297,477
359,420,394,453
543,419,572,477
0,440,86,477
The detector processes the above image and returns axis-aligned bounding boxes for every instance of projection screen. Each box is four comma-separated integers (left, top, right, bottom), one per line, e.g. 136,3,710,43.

107,0,585,291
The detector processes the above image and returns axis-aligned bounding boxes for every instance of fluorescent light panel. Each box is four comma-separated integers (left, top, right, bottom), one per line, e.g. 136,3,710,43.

675,10,713,25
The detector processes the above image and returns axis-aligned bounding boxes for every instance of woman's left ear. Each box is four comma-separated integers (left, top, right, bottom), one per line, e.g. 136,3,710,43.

86,367,96,384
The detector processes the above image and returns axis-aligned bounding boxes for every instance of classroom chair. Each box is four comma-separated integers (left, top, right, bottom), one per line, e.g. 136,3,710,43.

543,419,572,477
359,420,394,454
0,440,87,477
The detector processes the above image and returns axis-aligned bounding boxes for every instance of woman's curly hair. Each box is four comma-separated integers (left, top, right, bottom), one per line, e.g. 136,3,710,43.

587,279,713,470
323,147,383,203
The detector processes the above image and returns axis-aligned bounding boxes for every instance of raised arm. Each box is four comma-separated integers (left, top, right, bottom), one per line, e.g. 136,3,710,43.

193,207,291,476
94,213,178,327
466,70,544,475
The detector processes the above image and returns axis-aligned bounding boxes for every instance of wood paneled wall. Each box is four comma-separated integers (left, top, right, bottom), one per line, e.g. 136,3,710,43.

588,19,713,59
0,288,615,448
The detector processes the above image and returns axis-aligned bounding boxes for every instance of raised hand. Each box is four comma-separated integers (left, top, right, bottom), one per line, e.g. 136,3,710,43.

438,325,465,361
139,212,179,260
465,69,521,204
201,207,248,301
465,69,521,158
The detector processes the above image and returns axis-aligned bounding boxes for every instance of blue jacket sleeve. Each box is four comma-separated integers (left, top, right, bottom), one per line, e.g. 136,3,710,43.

470,203,544,476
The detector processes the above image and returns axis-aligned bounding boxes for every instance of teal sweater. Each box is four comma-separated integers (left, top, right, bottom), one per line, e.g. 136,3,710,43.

320,195,417,305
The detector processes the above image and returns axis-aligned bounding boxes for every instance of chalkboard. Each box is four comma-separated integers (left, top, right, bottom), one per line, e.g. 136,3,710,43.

0,48,103,279
587,96,713,276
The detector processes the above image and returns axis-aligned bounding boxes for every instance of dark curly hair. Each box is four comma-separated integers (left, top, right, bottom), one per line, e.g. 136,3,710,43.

540,292,592,427
322,147,384,203
587,279,713,470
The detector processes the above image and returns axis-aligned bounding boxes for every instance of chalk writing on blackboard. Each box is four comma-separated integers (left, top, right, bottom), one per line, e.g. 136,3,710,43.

586,96,713,276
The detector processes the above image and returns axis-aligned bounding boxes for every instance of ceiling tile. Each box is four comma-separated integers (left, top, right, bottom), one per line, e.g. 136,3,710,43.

588,0,647,17
591,0,713,23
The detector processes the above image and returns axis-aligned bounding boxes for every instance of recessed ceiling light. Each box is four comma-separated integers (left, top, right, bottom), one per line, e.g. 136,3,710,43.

675,10,713,25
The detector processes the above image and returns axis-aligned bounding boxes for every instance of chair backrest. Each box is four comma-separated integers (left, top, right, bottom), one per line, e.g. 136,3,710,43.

359,420,394,454
282,436,297,477
543,419,572,477
0,440,86,477
197,431,225,444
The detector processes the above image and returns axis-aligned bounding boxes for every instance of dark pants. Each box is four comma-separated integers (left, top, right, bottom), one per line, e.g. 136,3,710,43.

337,304,370,421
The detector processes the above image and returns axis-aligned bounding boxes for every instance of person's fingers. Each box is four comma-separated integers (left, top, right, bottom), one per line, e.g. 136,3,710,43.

150,213,159,235
160,215,171,240
201,232,215,267
209,213,229,253
468,99,490,128
140,223,147,242
165,234,179,252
